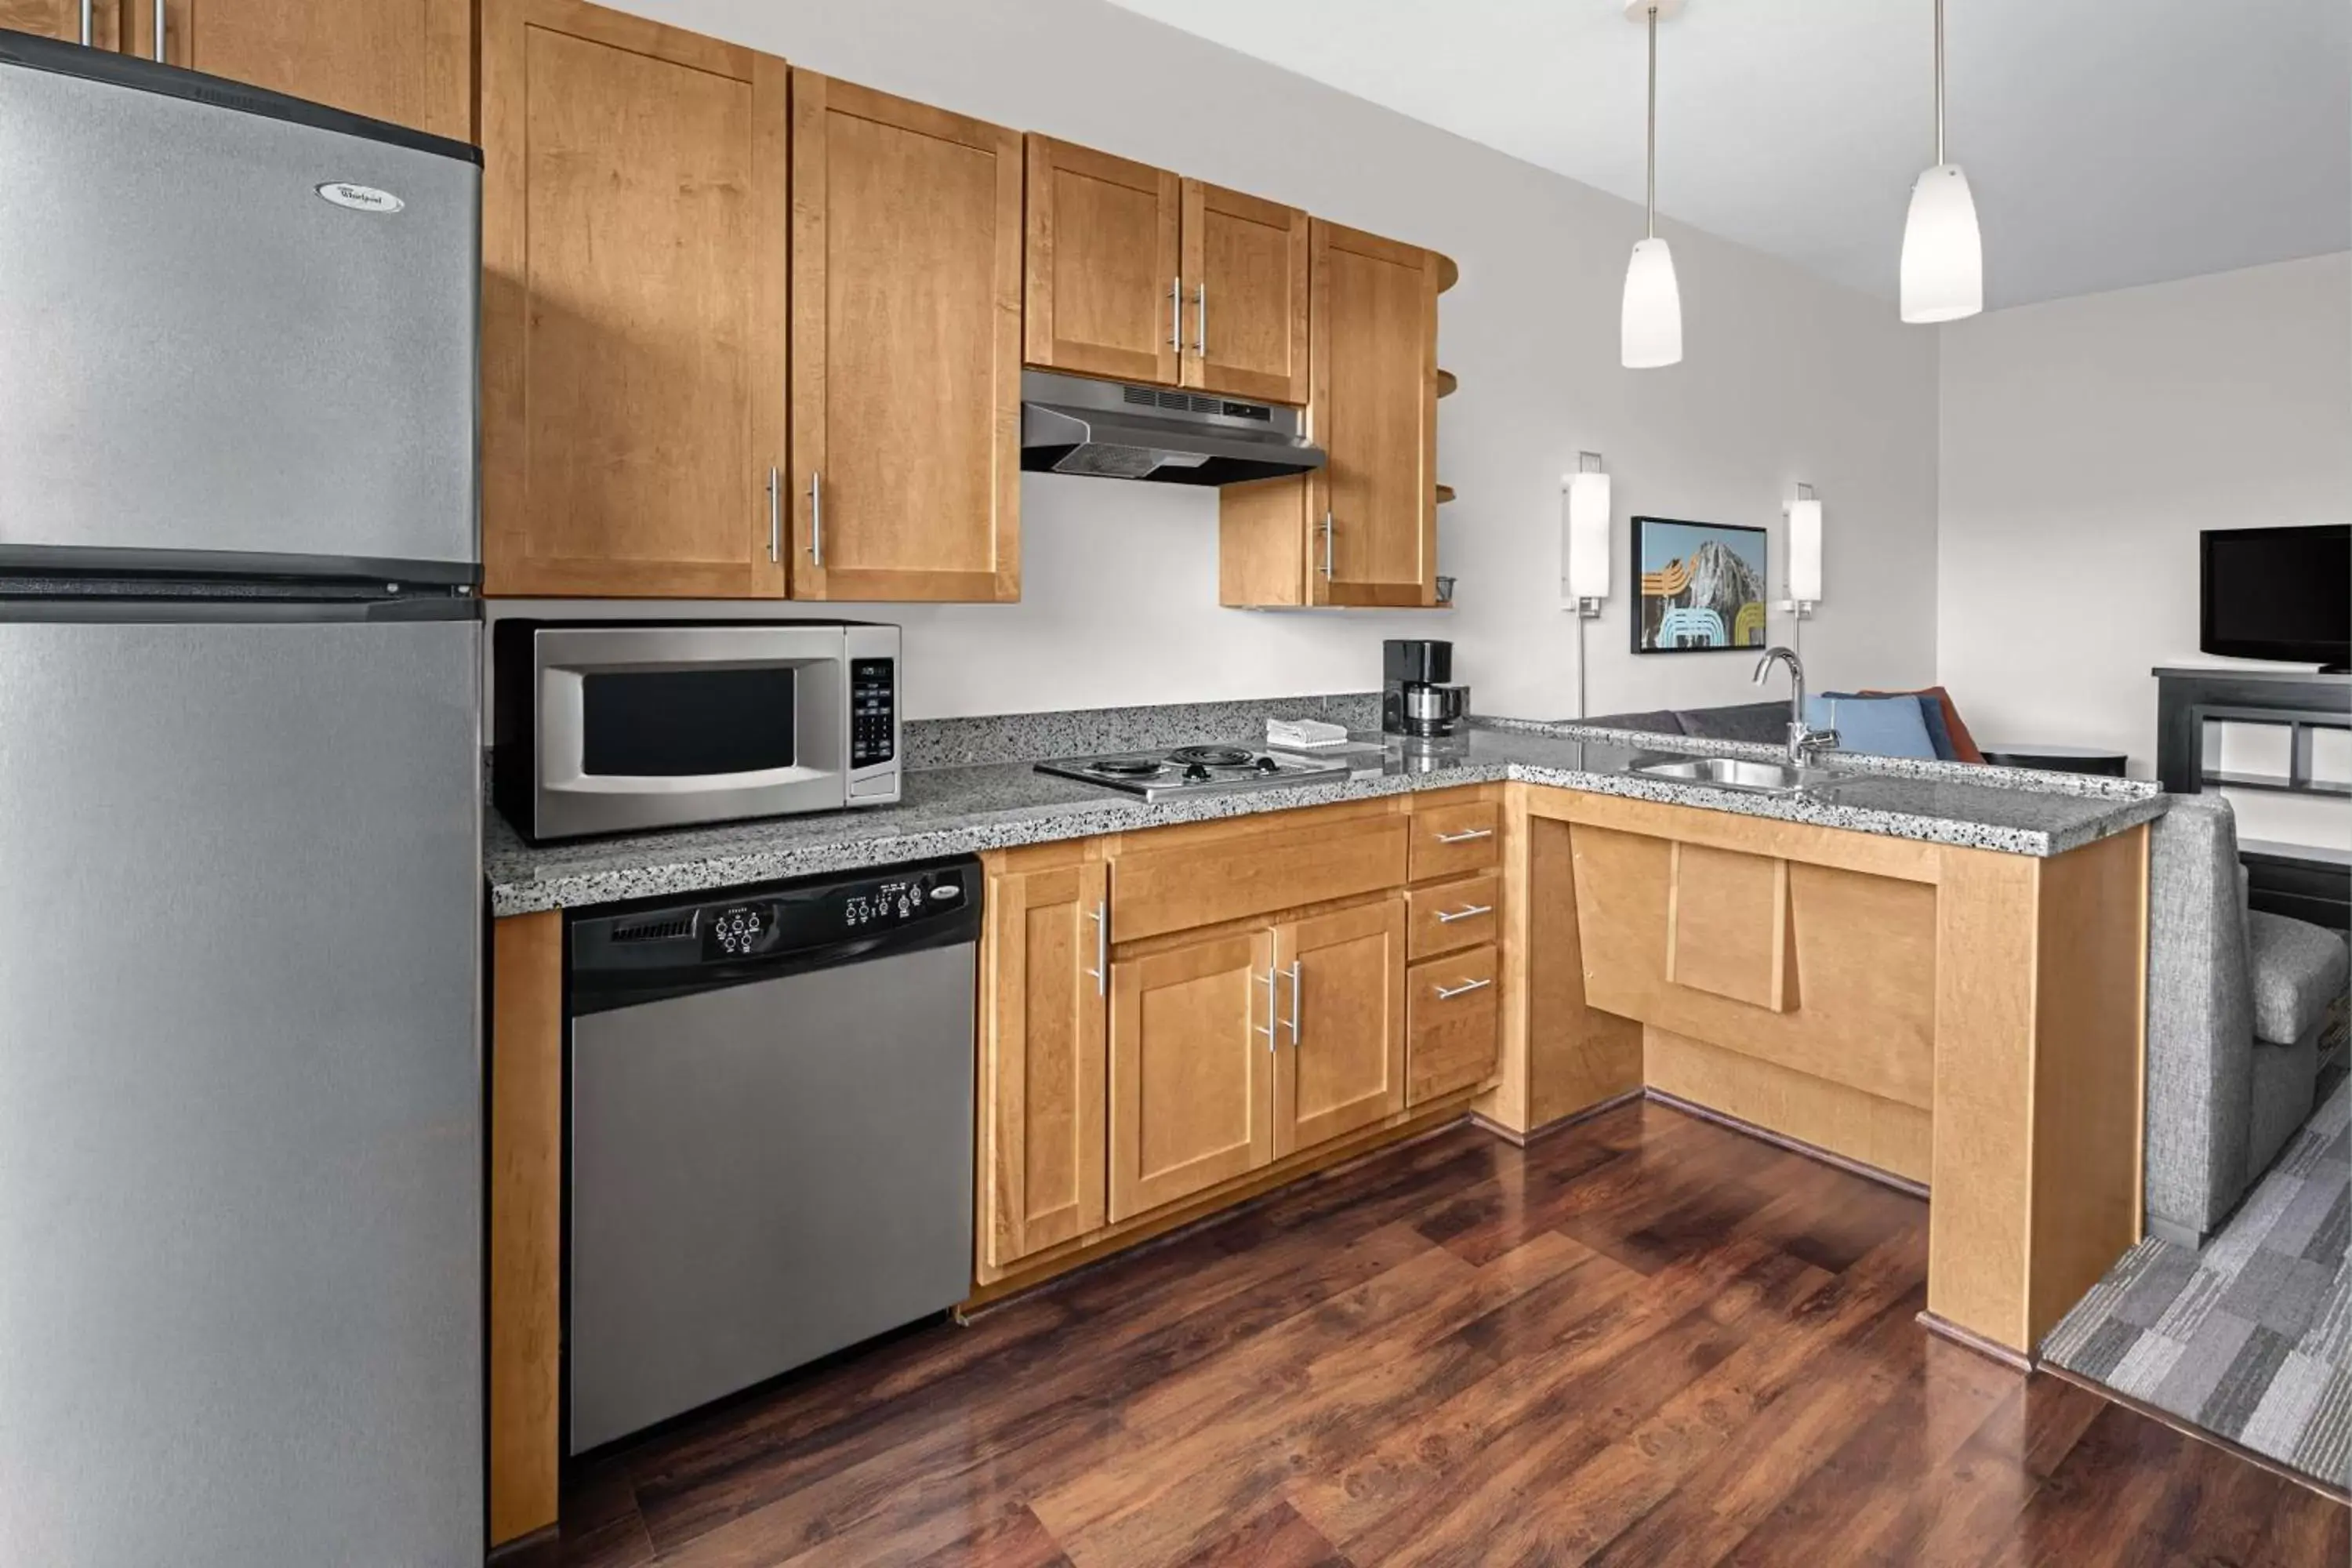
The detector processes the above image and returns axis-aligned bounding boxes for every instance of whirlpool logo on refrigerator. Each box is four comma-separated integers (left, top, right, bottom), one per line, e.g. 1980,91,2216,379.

314,181,405,214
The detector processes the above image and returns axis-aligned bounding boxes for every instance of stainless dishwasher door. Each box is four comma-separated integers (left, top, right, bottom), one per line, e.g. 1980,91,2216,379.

568,936,975,1454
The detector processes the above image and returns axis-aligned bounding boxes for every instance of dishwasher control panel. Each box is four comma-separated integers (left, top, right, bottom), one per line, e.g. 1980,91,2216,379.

698,867,965,960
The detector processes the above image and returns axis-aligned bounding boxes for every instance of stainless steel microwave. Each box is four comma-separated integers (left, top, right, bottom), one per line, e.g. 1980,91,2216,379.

492,620,901,842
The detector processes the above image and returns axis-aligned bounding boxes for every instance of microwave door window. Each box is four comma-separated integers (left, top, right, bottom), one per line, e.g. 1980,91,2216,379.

580,668,796,776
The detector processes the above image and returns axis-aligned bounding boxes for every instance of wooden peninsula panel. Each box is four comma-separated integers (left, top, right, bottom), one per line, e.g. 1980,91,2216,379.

488,910,563,1547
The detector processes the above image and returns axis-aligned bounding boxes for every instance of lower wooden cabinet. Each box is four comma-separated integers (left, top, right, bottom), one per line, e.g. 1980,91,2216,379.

979,855,1109,1271
1107,927,1277,1224
1406,943,1500,1105
1274,898,1406,1154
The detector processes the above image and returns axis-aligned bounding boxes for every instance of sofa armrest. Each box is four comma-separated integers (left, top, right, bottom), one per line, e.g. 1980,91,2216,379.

2143,796,2256,1239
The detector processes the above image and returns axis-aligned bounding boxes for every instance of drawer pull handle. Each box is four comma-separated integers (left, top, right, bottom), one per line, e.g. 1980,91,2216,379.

1434,977,1493,1001
1435,827,1494,844
1435,903,1494,924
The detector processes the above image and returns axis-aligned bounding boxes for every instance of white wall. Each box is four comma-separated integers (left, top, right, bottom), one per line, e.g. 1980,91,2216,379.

1937,252,2352,848
521,0,1940,724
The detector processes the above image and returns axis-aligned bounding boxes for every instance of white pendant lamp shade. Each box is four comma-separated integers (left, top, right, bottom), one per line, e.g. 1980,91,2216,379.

1621,238,1683,368
1900,163,1982,323
1621,0,1683,369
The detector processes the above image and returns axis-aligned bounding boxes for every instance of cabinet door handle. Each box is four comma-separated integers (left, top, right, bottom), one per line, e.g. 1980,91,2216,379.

1434,903,1494,924
1255,967,1277,1050
1434,977,1493,1001
1436,827,1494,844
1195,281,1207,358
1085,900,1105,997
808,470,824,568
1283,959,1301,1046
766,466,780,563
1320,510,1335,579
150,0,164,60
78,0,92,45
1170,275,1181,356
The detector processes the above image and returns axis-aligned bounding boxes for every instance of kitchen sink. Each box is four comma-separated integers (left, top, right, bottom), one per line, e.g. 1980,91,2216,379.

1629,755,1846,796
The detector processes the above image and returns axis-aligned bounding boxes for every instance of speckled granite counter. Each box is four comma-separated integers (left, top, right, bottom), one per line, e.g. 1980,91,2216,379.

485,717,2168,916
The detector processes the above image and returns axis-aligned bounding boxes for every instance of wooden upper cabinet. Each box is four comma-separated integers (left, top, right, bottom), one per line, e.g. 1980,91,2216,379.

980,856,1109,1274
1218,220,1440,608
136,0,473,140
1181,181,1308,405
1310,220,1439,608
479,0,787,598
5,0,120,48
1024,136,1181,387
1275,898,1406,1156
1108,928,1276,1223
792,72,1022,603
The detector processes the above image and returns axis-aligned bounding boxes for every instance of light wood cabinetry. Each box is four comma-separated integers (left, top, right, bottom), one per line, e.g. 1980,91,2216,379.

6,0,121,48
1218,220,1439,608
1274,897,1406,1154
480,0,788,597
488,911,562,1548
1407,943,1500,1105
1181,181,1309,405
1023,136,1181,387
791,74,1022,602
979,851,1108,1270
125,0,473,138
1108,927,1276,1222
1022,140,1306,405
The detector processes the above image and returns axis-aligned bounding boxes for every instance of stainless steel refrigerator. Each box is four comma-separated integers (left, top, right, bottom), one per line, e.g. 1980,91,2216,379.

0,33,483,1566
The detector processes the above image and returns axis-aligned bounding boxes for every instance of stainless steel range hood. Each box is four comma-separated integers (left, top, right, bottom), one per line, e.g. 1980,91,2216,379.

1019,370,1324,486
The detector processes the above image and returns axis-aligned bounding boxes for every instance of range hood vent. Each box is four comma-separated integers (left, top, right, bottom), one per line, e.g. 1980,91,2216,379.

1019,370,1324,486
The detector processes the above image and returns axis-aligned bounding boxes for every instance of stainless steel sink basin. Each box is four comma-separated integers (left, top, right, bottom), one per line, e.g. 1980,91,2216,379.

1629,755,1842,795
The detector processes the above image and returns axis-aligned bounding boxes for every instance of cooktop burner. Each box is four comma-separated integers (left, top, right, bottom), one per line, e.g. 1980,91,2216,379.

1037,740,1359,800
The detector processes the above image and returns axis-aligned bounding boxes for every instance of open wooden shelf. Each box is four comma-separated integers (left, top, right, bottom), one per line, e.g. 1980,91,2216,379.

1436,368,1457,399
1433,252,1459,294
1434,483,1456,506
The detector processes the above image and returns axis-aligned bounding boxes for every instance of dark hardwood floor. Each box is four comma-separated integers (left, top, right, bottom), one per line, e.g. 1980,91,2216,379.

517,1099,2351,1567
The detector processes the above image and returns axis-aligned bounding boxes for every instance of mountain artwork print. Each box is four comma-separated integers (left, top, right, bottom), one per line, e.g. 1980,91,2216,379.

1633,517,1769,654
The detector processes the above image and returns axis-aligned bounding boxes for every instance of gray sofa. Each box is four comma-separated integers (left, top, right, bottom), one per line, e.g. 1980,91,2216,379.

1582,700,1794,746
2145,795,2349,1246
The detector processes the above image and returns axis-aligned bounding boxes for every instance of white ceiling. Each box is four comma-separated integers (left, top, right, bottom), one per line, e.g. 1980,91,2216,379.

1104,0,2352,310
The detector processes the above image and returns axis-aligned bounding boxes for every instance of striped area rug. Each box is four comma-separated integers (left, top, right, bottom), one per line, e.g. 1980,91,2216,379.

2043,1072,2351,1492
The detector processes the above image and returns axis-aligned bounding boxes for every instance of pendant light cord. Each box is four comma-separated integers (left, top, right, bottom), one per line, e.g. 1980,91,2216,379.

1933,0,1946,165
1646,7,1659,238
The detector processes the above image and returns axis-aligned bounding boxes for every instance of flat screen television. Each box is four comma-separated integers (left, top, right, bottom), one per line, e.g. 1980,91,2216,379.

2200,524,2351,670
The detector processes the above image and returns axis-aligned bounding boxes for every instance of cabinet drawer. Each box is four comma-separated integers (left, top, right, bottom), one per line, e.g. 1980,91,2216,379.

1406,873,1500,958
1406,945,1499,1105
1112,815,1406,942
1409,800,1501,884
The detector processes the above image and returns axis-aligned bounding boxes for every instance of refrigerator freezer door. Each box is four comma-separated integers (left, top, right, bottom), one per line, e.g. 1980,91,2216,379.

0,55,478,577
0,613,482,1566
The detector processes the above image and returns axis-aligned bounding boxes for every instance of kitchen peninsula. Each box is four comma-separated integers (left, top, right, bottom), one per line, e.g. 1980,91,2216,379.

483,706,2164,1543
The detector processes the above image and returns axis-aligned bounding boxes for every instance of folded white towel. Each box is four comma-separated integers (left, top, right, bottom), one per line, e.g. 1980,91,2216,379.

1267,717,1351,749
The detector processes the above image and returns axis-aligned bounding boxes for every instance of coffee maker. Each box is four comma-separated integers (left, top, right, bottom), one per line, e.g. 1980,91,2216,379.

1382,639,1470,739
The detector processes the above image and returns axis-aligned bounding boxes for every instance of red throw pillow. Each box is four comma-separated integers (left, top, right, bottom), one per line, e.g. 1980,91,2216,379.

1861,685,1985,764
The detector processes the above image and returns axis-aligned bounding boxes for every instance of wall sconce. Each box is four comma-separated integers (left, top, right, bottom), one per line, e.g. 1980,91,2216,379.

1785,483,1822,619
1563,452,1610,619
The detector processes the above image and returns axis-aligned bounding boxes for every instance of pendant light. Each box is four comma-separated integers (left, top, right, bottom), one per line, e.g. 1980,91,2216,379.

1621,0,1683,368
1899,0,1983,321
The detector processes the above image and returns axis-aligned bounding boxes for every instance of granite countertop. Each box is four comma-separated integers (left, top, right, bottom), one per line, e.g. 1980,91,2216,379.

485,718,2169,916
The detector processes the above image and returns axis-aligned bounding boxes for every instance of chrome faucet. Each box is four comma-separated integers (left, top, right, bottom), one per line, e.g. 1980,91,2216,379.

1751,645,1838,765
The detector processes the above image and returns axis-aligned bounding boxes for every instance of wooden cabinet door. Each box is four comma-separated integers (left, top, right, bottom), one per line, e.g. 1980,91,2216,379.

137,0,471,140
1307,221,1438,608
791,72,1022,603
980,858,1108,1273
480,0,787,597
1181,181,1308,406
1274,898,1406,1156
1024,136,1180,387
1109,928,1276,1223
4,0,120,48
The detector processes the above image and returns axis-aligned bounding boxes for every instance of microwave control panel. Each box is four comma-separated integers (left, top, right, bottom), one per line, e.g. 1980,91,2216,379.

850,658,895,768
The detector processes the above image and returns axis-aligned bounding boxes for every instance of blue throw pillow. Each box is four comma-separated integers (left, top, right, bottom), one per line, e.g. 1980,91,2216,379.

1802,694,1938,760
1822,691,1957,760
